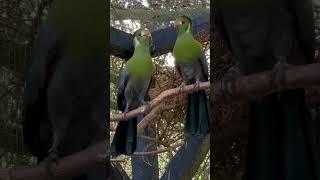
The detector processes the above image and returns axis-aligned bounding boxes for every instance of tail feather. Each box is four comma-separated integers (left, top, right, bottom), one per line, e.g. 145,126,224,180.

246,90,316,179
125,117,137,154
185,90,209,135
111,117,137,156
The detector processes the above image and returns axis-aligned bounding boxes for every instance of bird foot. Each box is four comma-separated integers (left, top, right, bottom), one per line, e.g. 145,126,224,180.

178,82,186,92
271,61,293,98
141,101,151,115
123,108,129,118
194,80,201,91
44,148,60,180
221,66,241,99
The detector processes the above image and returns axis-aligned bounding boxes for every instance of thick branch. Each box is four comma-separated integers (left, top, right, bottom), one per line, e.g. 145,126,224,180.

212,63,320,104
137,104,164,134
114,63,320,135
110,15,210,59
160,134,210,180
110,81,209,122
0,141,106,180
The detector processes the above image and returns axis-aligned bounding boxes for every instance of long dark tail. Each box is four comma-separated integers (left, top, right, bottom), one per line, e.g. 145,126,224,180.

185,89,209,135
111,117,137,156
245,89,316,180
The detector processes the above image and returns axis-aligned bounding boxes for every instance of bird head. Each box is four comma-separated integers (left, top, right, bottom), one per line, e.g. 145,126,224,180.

174,15,192,34
133,28,153,49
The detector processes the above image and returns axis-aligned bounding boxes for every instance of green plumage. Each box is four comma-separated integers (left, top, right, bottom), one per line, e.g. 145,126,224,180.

126,29,154,79
111,29,154,156
173,16,209,135
126,43,153,80
173,27,203,65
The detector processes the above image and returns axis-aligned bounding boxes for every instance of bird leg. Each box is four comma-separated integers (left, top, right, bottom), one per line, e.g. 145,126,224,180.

222,65,241,99
141,100,151,115
194,80,201,92
271,57,292,98
178,82,186,92
44,115,70,180
123,106,129,118
44,147,60,180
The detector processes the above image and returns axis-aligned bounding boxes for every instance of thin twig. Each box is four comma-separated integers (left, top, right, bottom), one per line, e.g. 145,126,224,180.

131,142,185,156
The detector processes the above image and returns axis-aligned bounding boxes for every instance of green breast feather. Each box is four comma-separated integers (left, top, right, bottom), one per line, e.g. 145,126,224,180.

173,32,203,65
125,49,153,80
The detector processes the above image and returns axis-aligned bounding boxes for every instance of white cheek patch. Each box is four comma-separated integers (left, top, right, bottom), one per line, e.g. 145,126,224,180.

133,37,141,46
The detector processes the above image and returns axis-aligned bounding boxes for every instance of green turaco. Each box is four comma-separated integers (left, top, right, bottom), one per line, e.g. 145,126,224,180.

173,15,209,135
111,29,154,156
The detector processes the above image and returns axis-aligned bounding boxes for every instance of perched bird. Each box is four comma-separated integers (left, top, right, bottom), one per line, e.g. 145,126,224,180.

173,15,209,135
22,0,107,179
111,29,154,156
215,0,316,179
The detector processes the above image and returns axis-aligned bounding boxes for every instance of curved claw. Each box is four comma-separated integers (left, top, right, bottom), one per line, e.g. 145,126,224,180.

271,61,292,98
221,65,241,99
194,80,201,91
141,101,150,115
123,108,129,118
179,82,186,92
221,74,236,99
44,149,60,180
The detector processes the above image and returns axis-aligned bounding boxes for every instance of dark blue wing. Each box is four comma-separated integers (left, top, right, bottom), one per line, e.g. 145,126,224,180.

23,22,63,158
198,53,209,81
116,67,129,112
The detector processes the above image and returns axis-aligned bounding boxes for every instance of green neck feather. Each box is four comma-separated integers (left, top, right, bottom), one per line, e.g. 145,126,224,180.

173,26,203,65
177,22,192,36
126,42,153,80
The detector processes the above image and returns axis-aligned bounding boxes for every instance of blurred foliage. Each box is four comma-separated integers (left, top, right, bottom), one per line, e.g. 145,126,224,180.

49,0,107,56
0,0,48,167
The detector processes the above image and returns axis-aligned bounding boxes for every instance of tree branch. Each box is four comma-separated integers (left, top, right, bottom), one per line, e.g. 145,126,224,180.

0,141,106,180
110,15,210,59
110,81,209,122
212,63,320,104
160,134,210,180
113,63,320,134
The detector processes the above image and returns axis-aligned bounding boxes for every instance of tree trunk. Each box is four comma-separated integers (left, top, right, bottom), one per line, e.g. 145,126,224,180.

160,134,210,180
132,115,159,180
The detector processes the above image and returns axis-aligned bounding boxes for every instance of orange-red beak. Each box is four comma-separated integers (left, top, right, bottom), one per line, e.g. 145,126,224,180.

174,22,182,29
146,31,152,38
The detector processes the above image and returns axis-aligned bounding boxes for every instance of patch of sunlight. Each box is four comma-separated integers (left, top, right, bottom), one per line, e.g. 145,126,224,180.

165,53,175,67
113,20,141,33
141,0,150,7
